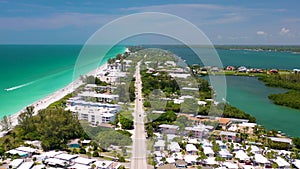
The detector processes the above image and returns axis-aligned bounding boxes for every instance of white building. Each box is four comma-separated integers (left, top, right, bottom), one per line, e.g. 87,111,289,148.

67,105,117,125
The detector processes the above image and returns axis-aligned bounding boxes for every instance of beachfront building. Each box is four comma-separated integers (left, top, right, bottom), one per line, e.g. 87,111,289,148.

78,91,119,103
84,84,117,93
293,69,300,74
67,106,116,125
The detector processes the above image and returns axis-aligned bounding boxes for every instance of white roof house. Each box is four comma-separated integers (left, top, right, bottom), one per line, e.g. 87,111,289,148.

254,154,270,164
68,163,91,169
159,124,179,130
7,149,28,157
45,158,67,166
55,153,79,161
223,162,239,169
184,155,197,164
74,157,96,165
234,150,250,161
42,151,63,158
9,159,23,168
154,140,165,149
169,73,190,78
32,164,46,169
293,159,300,169
218,149,232,159
186,144,198,152
268,137,292,144
94,160,113,169
273,157,290,168
203,146,214,156
16,146,38,153
171,152,183,160
18,161,34,169
205,157,217,165
166,157,176,164
168,142,181,152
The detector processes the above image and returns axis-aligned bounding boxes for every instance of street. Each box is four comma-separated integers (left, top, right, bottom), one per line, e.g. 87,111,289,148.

131,61,148,169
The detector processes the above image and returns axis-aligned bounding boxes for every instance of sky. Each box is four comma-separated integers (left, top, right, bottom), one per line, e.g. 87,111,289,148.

0,0,300,45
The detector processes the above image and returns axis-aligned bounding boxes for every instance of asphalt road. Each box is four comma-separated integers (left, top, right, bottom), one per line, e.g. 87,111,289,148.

131,61,148,169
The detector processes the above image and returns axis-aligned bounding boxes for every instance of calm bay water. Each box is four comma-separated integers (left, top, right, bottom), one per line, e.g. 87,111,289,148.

151,45,300,137
1,45,300,136
0,45,126,119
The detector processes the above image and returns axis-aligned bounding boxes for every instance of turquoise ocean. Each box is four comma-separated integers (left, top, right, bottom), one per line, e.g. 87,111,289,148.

0,45,126,120
1,45,300,136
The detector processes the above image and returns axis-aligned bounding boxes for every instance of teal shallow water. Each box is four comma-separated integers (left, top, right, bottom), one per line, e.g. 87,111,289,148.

224,76,300,137
0,45,126,119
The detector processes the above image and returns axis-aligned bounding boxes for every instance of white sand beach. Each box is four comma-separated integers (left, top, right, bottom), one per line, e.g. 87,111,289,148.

0,63,108,135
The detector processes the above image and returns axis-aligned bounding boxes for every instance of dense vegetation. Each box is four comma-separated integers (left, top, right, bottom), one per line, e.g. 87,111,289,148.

0,106,86,151
259,74,300,90
141,70,180,97
269,91,300,109
259,74,300,109
216,45,300,52
83,75,109,86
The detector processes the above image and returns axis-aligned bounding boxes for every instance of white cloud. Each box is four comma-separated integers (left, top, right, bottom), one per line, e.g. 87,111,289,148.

0,13,119,30
279,27,290,36
256,31,266,35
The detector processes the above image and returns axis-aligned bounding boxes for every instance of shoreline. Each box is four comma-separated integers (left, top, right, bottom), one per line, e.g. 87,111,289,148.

0,63,108,135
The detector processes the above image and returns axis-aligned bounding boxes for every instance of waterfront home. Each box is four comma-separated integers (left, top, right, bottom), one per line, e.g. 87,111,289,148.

238,66,247,72
78,91,119,103
159,124,179,134
226,66,235,71
269,69,279,74
268,137,292,146
293,69,300,74
67,106,116,125
186,144,198,155
228,122,256,134
84,84,117,93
